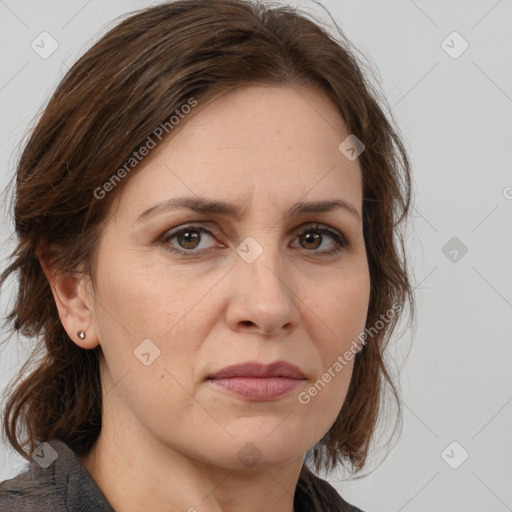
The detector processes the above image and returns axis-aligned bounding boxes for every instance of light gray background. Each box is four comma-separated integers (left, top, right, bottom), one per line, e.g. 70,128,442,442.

0,1,511,511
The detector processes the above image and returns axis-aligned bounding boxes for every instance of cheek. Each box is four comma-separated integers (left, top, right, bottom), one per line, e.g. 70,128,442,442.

91,254,205,426
91,249,219,398
93,246,203,340
310,267,370,350
296,337,358,442
296,269,369,416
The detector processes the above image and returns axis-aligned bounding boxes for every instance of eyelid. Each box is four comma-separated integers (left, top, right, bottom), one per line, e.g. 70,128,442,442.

160,223,220,245
159,221,348,255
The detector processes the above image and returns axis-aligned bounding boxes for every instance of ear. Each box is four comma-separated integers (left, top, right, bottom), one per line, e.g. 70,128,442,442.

36,241,99,349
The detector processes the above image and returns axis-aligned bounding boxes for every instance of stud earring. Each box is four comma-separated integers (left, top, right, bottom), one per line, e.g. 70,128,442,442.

77,330,86,340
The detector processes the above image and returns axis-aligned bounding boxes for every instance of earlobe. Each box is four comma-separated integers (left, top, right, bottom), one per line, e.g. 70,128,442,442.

36,243,99,349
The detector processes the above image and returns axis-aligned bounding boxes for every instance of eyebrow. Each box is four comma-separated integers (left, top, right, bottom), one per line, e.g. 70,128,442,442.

136,196,361,223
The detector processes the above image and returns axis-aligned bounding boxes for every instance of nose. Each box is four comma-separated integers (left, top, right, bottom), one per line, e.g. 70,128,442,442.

224,246,301,337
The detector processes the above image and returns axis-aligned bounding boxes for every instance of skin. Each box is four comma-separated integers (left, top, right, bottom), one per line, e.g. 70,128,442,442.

39,84,370,512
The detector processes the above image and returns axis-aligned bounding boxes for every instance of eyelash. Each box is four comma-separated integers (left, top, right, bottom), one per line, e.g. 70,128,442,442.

159,223,348,257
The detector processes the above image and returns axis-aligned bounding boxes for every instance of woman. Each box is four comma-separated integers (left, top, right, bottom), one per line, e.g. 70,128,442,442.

0,0,414,510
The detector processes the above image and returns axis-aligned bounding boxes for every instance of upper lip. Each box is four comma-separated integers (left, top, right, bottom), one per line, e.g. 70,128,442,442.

207,361,306,380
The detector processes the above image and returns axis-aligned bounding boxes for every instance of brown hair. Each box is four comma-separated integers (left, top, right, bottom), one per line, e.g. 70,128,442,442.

0,0,414,507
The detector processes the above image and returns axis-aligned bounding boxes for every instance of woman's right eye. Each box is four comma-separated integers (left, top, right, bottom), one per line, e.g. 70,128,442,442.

161,225,220,254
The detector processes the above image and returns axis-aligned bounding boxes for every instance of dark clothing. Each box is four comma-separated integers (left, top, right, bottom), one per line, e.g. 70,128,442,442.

0,439,364,511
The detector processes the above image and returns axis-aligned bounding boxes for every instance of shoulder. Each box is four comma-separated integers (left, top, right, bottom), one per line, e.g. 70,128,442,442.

0,453,66,511
314,476,366,512
295,469,366,512
0,439,113,512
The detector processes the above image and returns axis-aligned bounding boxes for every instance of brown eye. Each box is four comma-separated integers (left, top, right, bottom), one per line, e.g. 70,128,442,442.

162,225,218,253
299,232,322,250
176,229,201,250
293,224,347,256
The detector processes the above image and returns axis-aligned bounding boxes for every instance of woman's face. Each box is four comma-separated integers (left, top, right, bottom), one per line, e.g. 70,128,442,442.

84,84,370,470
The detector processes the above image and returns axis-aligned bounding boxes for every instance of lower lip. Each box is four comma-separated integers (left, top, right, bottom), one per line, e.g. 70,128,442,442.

207,377,305,401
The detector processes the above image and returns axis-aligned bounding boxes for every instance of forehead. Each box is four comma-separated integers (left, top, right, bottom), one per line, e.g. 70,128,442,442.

172,83,350,153
110,84,362,220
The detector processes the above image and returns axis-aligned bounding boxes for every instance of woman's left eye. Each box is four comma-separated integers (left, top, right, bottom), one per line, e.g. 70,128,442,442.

160,223,347,256
292,224,348,255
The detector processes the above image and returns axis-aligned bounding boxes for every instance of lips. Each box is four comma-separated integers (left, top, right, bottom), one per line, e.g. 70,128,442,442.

206,361,307,401
207,361,306,380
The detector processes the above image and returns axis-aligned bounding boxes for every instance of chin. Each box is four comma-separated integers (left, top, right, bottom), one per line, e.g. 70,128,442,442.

198,431,309,470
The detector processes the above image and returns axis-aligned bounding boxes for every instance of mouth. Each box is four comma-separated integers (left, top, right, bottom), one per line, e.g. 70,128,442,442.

206,361,307,402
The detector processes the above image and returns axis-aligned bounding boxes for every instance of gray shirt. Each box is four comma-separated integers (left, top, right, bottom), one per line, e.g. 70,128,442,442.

0,439,364,511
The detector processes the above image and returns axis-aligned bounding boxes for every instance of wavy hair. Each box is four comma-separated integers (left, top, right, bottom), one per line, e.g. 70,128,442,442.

0,0,414,508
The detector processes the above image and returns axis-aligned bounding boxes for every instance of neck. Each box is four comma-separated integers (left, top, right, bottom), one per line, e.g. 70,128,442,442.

80,423,303,512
